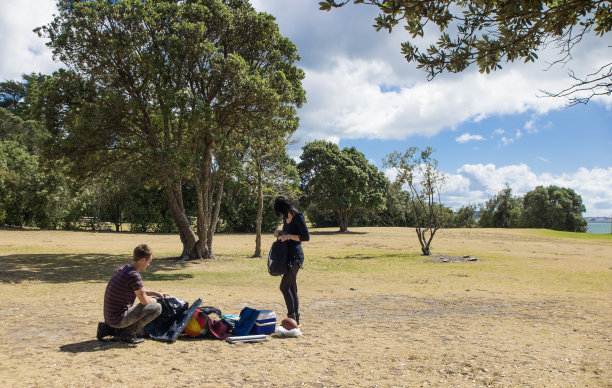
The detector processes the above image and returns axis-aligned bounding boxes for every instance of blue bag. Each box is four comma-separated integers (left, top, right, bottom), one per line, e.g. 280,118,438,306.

231,307,260,336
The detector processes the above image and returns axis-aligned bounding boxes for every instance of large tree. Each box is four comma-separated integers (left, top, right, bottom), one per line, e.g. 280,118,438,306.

453,204,478,228
0,81,26,113
522,185,587,232
38,0,305,259
320,0,611,104
298,140,388,232
478,185,523,228
383,147,446,255
0,107,86,229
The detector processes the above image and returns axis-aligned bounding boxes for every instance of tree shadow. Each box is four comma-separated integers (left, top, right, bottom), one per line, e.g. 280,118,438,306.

329,253,410,260
309,231,367,236
330,254,376,260
0,253,194,284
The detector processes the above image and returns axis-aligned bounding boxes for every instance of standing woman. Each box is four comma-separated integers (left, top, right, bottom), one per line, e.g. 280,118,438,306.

273,195,310,326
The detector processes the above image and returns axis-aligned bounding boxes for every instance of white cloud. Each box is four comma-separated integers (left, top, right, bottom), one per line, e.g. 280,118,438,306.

0,0,59,81
515,129,522,139
290,4,612,144
500,136,515,146
495,128,530,146
442,164,612,217
536,157,550,163
456,133,485,144
295,51,609,143
523,119,539,134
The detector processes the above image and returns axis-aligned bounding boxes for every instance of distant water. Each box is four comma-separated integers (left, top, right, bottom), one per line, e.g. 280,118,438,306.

587,222,611,234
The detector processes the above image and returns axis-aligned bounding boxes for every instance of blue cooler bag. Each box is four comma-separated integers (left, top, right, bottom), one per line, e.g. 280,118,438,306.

250,310,276,335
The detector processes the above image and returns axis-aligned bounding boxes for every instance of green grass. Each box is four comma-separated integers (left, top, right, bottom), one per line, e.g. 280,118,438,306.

531,228,612,240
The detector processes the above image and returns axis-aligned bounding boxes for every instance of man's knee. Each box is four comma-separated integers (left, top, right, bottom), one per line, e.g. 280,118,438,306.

148,302,162,317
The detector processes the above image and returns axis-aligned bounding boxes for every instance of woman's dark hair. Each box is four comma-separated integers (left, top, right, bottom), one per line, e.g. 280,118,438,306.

274,195,299,218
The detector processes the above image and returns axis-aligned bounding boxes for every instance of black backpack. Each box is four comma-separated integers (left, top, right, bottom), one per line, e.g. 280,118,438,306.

267,240,289,276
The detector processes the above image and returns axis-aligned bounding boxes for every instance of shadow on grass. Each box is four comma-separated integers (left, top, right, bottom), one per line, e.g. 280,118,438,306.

59,339,138,353
60,336,218,353
329,252,410,260
310,230,367,236
0,253,193,284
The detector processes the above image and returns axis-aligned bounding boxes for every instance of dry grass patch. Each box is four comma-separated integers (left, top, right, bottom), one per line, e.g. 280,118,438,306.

0,227,610,387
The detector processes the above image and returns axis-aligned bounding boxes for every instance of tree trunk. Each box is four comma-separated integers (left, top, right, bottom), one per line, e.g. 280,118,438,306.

253,167,263,257
206,177,224,259
194,182,210,260
337,211,349,232
416,226,437,256
161,177,202,260
112,204,122,232
193,142,214,260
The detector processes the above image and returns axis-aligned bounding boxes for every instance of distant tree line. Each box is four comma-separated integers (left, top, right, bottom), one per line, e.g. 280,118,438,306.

0,84,588,237
477,185,587,232
1,94,284,235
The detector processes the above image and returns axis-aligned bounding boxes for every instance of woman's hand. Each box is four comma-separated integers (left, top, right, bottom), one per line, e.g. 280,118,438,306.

279,234,294,242
274,229,281,238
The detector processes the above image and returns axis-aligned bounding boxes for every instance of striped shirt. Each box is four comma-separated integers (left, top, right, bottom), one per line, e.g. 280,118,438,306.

103,264,143,325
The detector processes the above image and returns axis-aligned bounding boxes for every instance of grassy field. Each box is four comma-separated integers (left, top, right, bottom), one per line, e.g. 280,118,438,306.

0,227,610,387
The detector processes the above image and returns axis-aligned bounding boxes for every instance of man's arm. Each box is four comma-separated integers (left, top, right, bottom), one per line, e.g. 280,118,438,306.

144,288,170,298
134,288,158,305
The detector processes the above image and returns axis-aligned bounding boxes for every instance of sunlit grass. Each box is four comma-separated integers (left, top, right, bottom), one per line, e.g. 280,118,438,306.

1,226,611,386
1,227,610,297
532,228,612,240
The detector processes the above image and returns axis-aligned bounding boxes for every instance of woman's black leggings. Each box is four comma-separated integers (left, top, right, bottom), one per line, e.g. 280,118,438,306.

280,261,300,316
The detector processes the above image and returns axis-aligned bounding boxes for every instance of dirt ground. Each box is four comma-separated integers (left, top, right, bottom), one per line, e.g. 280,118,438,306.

0,227,610,387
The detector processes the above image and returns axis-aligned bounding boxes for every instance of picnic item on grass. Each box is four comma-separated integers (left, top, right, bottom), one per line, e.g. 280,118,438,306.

274,325,302,338
281,317,298,330
144,297,202,343
232,307,260,336
183,306,230,340
184,309,209,338
250,310,276,335
207,317,230,340
222,314,239,326
226,334,269,344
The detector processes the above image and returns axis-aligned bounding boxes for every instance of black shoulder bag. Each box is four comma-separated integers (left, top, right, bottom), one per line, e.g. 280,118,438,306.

267,239,289,276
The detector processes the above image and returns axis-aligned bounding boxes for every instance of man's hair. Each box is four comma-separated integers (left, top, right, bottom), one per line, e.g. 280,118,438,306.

133,244,153,261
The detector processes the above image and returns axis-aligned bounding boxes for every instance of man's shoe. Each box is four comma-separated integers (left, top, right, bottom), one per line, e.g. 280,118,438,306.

120,333,144,344
97,322,116,341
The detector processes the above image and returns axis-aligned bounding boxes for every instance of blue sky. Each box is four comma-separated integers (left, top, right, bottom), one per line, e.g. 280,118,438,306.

1,0,611,216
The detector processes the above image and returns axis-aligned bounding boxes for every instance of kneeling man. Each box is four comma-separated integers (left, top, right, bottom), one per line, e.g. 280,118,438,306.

101,244,168,344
